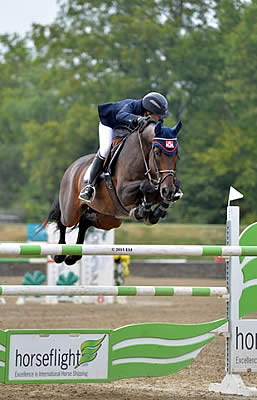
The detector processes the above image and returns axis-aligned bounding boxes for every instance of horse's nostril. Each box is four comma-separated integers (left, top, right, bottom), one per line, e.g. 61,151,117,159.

161,186,175,201
161,187,171,197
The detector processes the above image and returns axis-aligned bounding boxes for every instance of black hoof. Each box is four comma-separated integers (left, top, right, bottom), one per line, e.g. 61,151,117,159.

146,214,159,225
65,255,82,265
54,255,66,263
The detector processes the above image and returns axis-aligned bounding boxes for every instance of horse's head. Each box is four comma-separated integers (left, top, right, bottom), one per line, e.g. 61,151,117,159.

149,120,182,202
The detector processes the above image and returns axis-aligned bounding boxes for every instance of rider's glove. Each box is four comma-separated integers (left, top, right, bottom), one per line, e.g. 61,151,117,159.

135,116,150,128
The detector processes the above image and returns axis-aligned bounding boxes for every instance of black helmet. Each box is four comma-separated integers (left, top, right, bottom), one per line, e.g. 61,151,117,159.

142,92,169,118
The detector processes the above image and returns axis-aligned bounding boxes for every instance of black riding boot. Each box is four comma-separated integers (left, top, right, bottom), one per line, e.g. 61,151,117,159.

79,153,105,201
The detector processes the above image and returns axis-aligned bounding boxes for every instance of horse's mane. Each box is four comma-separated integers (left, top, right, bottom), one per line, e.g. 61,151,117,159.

113,126,133,138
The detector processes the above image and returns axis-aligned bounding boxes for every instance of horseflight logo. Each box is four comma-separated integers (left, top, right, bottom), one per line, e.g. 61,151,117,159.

75,335,106,368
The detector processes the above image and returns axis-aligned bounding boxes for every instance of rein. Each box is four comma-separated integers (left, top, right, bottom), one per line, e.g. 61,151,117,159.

137,130,176,191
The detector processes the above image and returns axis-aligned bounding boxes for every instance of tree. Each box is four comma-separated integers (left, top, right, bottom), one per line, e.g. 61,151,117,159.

198,0,257,223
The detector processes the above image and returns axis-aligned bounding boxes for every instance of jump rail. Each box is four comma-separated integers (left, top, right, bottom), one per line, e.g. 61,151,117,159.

1,243,257,256
0,285,228,297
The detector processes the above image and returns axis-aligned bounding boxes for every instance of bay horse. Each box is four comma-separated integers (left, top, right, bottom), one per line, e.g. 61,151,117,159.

47,119,182,265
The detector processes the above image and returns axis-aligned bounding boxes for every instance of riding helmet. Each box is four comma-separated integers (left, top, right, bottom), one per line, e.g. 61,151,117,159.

142,92,169,118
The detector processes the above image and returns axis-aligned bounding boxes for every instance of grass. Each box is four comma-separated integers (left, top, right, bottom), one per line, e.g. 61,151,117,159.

115,223,226,246
0,224,27,242
115,223,226,260
0,223,226,244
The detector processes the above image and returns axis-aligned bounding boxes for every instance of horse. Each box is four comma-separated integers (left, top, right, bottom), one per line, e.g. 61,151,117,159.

47,118,182,265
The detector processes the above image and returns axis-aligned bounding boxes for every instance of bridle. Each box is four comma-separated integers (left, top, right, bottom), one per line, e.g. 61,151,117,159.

137,130,177,191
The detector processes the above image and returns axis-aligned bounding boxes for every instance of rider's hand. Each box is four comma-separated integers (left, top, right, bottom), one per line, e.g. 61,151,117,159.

135,116,150,128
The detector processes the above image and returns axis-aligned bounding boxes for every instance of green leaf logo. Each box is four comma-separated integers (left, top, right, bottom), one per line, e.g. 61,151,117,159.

75,335,106,368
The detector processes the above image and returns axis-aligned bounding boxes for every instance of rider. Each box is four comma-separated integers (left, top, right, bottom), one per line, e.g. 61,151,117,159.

79,92,177,202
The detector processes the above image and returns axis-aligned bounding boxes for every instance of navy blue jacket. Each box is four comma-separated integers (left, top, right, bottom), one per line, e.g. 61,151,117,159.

98,99,144,128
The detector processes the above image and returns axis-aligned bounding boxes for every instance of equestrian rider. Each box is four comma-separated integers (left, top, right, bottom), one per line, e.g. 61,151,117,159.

79,92,182,202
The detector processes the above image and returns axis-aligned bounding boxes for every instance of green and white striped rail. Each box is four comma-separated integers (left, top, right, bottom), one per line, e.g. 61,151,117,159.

0,243,257,256
1,243,257,256
0,285,228,297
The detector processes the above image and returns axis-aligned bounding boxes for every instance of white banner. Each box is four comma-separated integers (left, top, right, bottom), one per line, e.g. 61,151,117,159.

8,333,109,381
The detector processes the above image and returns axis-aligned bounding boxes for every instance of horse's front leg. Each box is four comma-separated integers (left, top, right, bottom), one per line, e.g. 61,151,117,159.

144,188,184,225
130,180,157,220
145,177,184,224
119,180,156,221
145,200,170,225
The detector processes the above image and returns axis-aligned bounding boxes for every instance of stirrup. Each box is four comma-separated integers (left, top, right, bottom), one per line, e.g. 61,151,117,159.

78,184,96,202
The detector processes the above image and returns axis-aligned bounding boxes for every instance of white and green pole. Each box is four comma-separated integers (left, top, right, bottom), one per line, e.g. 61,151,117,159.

1,243,257,256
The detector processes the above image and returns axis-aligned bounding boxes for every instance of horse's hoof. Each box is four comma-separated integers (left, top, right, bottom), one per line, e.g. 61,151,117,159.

129,207,148,221
143,217,153,226
54,255,66,263
145,211,159,225
65,255,82,265
160,210,168,219
129,208,141,221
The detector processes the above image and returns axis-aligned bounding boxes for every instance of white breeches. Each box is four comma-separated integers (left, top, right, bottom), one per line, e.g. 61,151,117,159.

84,122,114,181
99,122,114,158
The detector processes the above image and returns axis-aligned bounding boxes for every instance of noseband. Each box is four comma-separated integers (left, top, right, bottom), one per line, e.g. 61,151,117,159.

137,130,176,191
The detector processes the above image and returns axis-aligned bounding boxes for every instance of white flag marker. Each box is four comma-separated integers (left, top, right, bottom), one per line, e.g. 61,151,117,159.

228,186,244,205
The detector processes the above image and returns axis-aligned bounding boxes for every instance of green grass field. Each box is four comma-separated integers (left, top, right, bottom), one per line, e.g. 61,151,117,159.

115,223,226,246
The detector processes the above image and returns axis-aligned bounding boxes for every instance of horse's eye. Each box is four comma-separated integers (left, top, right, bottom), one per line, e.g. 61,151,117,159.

154,148,161,157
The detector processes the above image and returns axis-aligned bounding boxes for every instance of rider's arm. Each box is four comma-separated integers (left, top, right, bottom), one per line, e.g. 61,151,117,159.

116,101,141,127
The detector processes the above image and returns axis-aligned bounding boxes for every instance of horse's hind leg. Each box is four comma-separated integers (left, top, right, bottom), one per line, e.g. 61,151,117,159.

54,223,67,263
46,198,67,263
65,214,91,265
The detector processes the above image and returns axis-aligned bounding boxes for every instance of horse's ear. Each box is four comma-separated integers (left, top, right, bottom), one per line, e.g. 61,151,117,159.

174,120,182,135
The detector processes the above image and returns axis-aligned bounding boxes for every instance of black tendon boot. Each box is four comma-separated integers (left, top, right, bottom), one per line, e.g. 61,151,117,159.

79,153,105,201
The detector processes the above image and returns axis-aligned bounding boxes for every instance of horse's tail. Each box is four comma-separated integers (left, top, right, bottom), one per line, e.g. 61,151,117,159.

45,197,62,230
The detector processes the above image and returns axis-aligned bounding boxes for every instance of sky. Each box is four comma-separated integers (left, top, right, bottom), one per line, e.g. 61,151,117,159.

0,0,60,36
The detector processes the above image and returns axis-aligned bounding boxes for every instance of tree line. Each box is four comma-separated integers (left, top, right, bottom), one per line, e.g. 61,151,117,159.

0,0,256,224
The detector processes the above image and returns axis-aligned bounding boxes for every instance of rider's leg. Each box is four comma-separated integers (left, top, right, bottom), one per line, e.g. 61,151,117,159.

98,123,115,159
79,151,105,201
79,123,114,201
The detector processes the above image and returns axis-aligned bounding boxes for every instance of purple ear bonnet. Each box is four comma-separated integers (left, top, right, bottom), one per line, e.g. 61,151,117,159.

152,120,182,155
